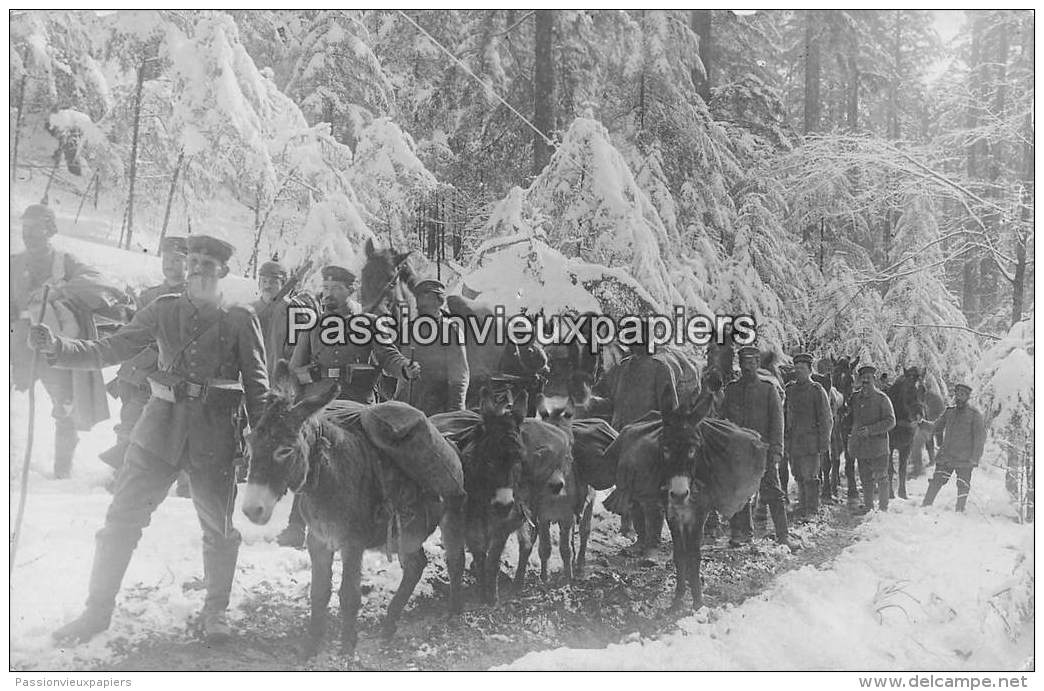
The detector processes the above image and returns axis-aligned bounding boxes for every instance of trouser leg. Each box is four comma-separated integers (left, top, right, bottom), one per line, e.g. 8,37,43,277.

187,458,242,613
845,450,859,498
857,456,875,510
100,385,147,470
955,466,973,512
40,367,78,479
760,458,789,542
922,464,954,506
86,445,178,615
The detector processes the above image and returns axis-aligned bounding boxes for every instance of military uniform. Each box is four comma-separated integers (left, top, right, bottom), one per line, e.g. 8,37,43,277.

847,375,896,512
784,376,833,514
100,278,187,471
722,370,789,543
393,313,469,415
11,239,114,478
46,240,269,640
595,353,679,430
923,394,986,512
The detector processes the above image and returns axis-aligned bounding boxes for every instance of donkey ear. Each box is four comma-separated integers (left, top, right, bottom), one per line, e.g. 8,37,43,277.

365,237,377,258
291,379,339,422
512,389,528,424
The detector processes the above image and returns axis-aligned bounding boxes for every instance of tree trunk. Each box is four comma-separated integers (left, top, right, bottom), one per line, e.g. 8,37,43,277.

961,14,986,325
532,10,555,176
803,11,821,135
124,60,147,250
157,151,184,253
1011,15,1032,325
690,10,712,103
887,11,902,140
11,74,27,183
846,35,859,131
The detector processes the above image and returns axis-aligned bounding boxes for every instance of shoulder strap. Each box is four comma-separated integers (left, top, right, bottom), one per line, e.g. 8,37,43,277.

164,311,224,373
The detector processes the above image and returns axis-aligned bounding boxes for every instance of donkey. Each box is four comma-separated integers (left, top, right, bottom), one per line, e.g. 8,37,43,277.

241,362,466,656
531,395,596,581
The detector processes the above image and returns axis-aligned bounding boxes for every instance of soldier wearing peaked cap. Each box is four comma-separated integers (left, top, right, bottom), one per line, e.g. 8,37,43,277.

30,234,269,646
11,203,124,479
100,236,191,479
923,383,986,512
847,363,896,515
721,344,798,551
784,353,832,517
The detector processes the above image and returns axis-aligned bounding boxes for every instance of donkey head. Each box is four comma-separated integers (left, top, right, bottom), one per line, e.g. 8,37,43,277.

241,360,340,525
472,386,527,513
661,402,705,506
537,394,575,429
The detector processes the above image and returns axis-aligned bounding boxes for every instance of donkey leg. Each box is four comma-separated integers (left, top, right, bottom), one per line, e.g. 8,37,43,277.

688,510,709,610
514,521,535,590
668,518,687,611
337,541,365,656
575,497,593,578
306,533,335,651
441,511,466,616
558,517,575,582
898,446,909,499
382,549,428,641
483,530,510,605
537,521,553,582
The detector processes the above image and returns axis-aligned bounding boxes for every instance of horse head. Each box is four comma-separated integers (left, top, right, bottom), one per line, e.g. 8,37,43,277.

360,237,416,314
890,367,927,422
471,386,528,513
241,360,341,525
537,394,576,430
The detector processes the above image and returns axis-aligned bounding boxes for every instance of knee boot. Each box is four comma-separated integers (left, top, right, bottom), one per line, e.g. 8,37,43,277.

202,538,240,615
877,478,890,512
53,529,138,644
53,420,79,480
769,500,798,551
922,480,942,507
806,479,821,514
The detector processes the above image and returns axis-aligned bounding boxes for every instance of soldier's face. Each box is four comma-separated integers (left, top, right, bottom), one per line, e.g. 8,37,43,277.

187,252,228,300
416,291,444,317
22,221,51,253
322,280,352,311
795,362,812,382
859,371,876,388
739,356,758,376
954,388,970,407
161,251,187,284
258,275,284,302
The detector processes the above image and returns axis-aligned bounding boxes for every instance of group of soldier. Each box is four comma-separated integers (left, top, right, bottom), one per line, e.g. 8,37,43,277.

11,202,988,650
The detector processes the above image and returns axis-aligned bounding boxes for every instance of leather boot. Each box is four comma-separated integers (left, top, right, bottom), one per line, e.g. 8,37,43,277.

854,482,874,515
53,420,78,480
922,480,942,507
769,500,799,551
53,531,136,645
200,542,239,643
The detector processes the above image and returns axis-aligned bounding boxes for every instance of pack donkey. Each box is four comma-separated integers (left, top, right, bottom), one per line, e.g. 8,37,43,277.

242,362,466,656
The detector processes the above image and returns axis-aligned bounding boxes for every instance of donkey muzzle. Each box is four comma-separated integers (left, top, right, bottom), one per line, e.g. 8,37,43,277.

241,482,278,525
668,475,691,504
491,487,515,511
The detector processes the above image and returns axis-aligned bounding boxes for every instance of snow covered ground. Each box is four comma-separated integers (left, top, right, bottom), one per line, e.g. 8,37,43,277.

499,454,1033,671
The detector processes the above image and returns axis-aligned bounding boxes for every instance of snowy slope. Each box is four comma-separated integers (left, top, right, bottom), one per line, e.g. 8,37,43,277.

498,462,1033,671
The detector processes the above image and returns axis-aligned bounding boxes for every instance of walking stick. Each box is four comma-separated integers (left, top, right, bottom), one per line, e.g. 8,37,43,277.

11,285,51,576
408,347,416,406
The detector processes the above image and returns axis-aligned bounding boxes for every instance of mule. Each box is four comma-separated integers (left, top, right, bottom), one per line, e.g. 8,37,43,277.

887,368,928,500
831,355,859,499
241,362,466,656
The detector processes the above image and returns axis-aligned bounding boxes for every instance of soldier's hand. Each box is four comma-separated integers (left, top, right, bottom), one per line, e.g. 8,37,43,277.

403,362,422,381
28,323,57,353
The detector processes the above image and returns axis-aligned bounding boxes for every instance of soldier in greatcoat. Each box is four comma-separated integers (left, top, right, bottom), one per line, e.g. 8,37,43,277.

393,279,469,415
922,384,986,512
847,363,896,515
11,203,119,478
783,353,833,517
722,345,797,551
32,235,269,645
99,236,188,475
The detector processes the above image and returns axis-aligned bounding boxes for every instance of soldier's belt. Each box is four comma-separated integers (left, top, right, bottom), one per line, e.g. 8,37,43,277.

147,371,243,405
295,364,377,386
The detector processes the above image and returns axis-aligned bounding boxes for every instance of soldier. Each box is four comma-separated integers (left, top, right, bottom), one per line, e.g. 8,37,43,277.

99,236,188,476
922,384,986,512
722,345,797,551
32,235,269,645
784,353,833,518
595,340,679,432
274,264,419,548
393,279,469,415
11,203,116,478
848,364,896,515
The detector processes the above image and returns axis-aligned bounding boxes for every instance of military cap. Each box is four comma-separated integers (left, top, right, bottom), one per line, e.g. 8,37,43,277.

793,352,814,366
186,235,235,263
857,363,877,375
159,235,188,255
321,265,356,286
737,345,760,359
904,366,921,378
413,279,446,296
258,255,288,280
22,204,58,236
953,383,972,394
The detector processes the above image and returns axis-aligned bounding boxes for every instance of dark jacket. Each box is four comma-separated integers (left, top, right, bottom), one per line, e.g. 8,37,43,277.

114,281,188,394
934,405,987,467
595,353,679,430
722,374,783,457
847,386,895,459
393,317,469,415
49,294,269,466
784,378,833,457
254,292,317,375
